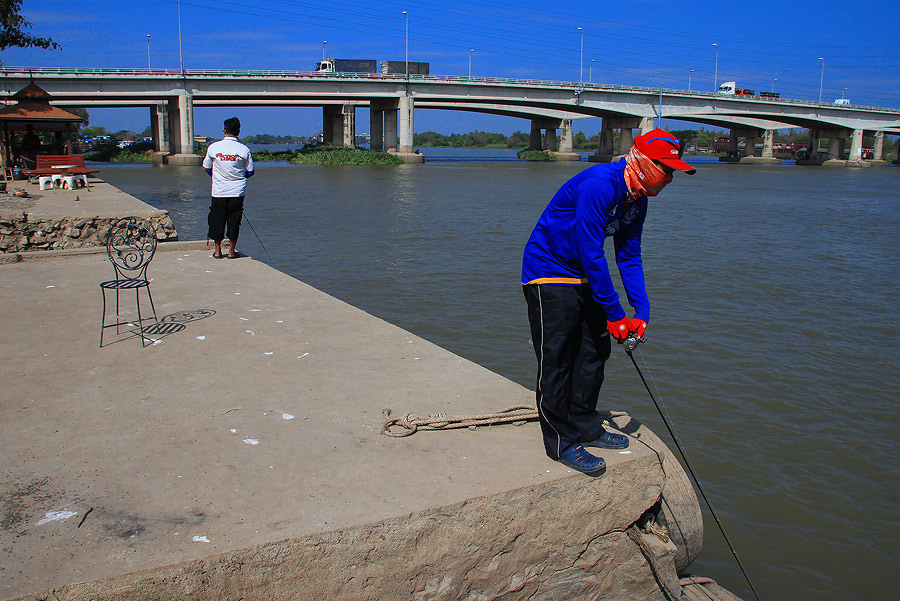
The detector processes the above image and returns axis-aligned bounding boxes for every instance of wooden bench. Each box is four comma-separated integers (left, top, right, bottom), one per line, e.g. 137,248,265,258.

22,154,100,178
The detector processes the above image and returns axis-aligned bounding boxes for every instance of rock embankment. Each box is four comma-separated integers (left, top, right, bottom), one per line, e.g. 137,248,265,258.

0,212,176,253
0,179,177,253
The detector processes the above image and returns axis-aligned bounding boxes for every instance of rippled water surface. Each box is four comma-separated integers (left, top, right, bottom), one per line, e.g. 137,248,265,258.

100,152,899,601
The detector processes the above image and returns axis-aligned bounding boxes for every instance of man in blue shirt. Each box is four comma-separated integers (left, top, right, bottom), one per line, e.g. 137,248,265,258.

522,128,695,474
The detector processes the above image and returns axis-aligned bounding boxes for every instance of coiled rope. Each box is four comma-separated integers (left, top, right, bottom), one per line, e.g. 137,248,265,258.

381,406,629,437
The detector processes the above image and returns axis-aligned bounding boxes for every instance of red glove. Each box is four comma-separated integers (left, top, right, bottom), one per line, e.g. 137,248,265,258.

607,317,631,342
630,318,648,340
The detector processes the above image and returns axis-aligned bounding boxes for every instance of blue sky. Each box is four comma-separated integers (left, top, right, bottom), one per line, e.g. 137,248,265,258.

2,0,898,137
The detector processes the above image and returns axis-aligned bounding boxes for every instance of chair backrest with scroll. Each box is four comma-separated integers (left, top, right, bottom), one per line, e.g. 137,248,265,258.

106,217,158,282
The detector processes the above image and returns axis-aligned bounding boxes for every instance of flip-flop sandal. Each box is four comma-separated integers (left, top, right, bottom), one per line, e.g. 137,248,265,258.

212,253,224,259
584,430,630,450
557,444,606,474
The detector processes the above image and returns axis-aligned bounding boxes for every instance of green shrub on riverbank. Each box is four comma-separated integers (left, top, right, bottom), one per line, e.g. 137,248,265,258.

86,142,154,163
289,145,404,166
517,149,557,161
251,148,301,161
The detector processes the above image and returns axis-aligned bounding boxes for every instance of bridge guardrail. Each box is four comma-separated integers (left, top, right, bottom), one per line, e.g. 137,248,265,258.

1,66,896,114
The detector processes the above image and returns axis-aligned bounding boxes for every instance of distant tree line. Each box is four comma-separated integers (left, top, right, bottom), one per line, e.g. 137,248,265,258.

81,125,152,141
240,134,312,145
415,130,514,148
414,130,603,150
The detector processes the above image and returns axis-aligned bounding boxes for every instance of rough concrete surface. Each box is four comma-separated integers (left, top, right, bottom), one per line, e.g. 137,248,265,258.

0,244,701,600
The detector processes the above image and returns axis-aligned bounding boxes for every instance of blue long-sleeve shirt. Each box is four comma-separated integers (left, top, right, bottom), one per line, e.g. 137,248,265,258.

521,160,649,322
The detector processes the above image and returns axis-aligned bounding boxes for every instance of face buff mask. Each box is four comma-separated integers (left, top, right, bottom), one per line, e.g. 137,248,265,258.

624,147,673,198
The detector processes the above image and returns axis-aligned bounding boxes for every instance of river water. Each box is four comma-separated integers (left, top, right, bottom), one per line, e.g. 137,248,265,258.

99,150,899,601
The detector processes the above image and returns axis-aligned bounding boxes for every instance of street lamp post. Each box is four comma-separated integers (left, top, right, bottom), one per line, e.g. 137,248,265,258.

689,68,694,91
468,49,473,79
322,40,326,61
590,59,595,83
842,87,847,101
772,78,777,92
177,0,184,73
658,83,663,128
818,57,825,102
577,27,584,85
712,43,718,92
146,34,151,70
402,11,408,78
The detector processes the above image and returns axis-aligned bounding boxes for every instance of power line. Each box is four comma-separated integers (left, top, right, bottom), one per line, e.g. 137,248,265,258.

156,0,899,106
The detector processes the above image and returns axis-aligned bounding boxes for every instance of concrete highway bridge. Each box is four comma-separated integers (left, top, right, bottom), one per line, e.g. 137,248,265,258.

3,67,899,165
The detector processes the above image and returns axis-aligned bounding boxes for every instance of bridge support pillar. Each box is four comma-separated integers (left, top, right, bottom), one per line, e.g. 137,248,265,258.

588,119,615,163
873,131,884,161
598,120,614,154
739,129,780,164
745,136,758,157
323,105,343,146
848,128,863,162
817,128,851,166
828,137,845,160
342,105,356,147
618,127,635,155
740,128,780,164
796,129,823,165
384,108,399,152
762,130,774,158
150,102,169,164
370,108,384,151
551,119,580,161
389,94,423,162
558,120,573,153
809,129,820,156
529,122,542,150
398,94,413,153
167,91,201,165
544,127,557,151
639,117,654,136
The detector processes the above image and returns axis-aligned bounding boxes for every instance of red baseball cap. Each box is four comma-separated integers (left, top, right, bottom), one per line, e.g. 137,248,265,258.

634,128,696,174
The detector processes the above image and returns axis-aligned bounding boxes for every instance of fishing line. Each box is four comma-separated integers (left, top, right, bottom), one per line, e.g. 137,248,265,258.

241,211,275,263
623,338,763,601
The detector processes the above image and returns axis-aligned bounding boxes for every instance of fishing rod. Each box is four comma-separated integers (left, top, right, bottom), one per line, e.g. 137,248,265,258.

241,211,274,263
623,336,763,601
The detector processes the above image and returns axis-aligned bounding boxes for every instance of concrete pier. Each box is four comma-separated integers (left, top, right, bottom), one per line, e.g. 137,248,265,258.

0,182,730,601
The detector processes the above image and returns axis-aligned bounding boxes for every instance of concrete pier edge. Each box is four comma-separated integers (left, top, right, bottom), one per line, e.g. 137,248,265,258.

0,179,740,601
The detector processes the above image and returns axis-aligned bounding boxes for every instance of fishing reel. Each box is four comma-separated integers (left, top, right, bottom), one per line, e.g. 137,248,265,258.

622,335,644,353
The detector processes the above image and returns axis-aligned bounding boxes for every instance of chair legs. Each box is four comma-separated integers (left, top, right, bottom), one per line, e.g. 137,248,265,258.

100,284,160,347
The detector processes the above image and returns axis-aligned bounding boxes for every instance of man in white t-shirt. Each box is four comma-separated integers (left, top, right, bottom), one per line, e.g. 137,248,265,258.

203,117,255,259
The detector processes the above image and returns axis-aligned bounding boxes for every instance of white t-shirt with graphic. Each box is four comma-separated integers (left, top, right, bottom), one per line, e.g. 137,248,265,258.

202,136,255,197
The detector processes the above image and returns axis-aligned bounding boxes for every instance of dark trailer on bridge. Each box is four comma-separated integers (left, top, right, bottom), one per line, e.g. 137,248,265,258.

381,61,430,75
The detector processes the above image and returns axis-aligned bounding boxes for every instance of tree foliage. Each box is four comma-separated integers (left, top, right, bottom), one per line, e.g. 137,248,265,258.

82,125,108,138
0,0,60,56
241,133,310,145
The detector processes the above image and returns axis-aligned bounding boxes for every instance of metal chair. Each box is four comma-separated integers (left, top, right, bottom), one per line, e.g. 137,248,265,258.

99,217,160,347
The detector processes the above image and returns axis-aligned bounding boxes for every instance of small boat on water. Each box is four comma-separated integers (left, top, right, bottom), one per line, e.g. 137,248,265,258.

795,150,829,166
718,151,743,163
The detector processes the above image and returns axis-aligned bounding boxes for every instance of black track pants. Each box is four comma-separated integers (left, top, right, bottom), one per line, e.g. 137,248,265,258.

208,196,244,242
523,284,611,459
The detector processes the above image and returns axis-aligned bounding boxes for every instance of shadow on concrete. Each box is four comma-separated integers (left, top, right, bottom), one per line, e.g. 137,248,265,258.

101,308,216,347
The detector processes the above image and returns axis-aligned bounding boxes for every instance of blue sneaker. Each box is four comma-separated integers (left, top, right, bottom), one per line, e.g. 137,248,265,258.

584,430,630,450
557,444,606,474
